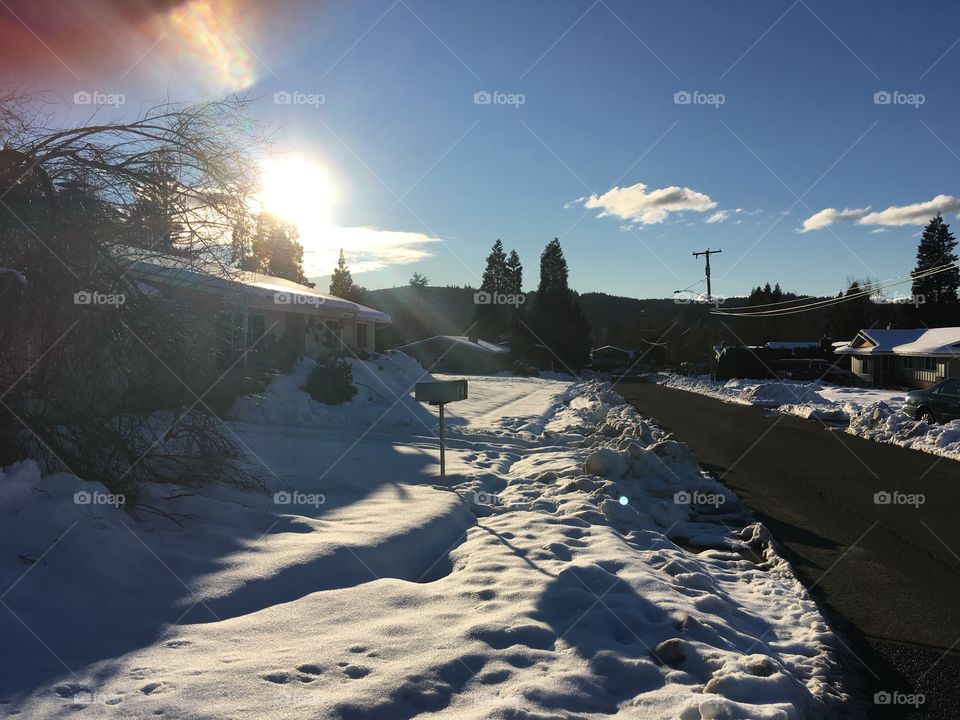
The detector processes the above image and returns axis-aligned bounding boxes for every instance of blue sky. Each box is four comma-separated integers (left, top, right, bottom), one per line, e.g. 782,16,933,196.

6,0,960,298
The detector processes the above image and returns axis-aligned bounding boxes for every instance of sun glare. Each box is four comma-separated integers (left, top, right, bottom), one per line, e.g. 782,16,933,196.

259,157,337,242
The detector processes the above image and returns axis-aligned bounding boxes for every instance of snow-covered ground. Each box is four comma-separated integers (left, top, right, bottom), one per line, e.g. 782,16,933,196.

647,373,960,464
1,359,847,719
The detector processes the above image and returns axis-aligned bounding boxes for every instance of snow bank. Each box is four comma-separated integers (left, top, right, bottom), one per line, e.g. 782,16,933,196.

1,376,847,719
847,402,960,461
649,372,905,423
228,350,436,431
649,373,960,463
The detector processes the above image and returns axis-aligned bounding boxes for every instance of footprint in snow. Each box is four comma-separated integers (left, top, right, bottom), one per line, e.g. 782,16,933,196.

164,640,191,649
140,682,163,695
261,672,291,684
296,664,323,676
342,664,371,679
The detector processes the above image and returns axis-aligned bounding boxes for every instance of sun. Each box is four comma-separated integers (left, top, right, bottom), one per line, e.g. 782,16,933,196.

258,157,337,241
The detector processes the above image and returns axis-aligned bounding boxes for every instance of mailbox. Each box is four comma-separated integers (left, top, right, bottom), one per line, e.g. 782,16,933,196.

415,379,468,405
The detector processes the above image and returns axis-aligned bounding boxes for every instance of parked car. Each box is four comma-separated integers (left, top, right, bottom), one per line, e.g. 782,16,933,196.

902,378,960,423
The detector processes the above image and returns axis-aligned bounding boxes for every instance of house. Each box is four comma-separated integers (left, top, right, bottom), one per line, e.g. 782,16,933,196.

129,258,391,373
590,345,635,371
394,335,509,374
837,328,960,388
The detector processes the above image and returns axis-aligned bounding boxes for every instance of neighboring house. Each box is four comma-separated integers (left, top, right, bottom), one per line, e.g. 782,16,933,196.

590,345,635,371
394,335,509,374
837,328,960,388
129,258,390,373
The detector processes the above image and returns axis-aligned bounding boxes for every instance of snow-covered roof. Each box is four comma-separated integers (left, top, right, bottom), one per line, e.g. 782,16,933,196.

889,328,960,357
765,341,819,350
126,257,390,323
396,336,510,355
837,328,960,356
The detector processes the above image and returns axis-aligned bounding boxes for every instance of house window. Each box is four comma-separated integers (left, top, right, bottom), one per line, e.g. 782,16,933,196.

901,356,913,370
923,357,938,373
861,357,872,373
356,323,369,350
216,311,266,369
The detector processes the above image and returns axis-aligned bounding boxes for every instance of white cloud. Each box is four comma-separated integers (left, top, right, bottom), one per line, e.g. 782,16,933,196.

579,182,717,225
800,194,960,232
799,206,869,232
301,226,439,277
859,194,960,226
705,210,729,224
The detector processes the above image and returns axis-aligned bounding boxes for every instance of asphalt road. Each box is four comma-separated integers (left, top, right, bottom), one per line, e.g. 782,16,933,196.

615,380,960,719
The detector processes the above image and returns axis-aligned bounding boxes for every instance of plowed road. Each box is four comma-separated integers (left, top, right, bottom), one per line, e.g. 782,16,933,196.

616,379,960,720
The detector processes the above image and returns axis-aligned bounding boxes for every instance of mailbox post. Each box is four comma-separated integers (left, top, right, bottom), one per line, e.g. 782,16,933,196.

415,379,468,484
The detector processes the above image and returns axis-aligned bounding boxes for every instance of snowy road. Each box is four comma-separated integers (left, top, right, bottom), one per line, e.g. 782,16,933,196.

618,379,960,719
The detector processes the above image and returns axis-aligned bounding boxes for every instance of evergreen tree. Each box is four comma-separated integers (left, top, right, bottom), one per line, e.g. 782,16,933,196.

474,239,509,340
329,249,366,303
409,272,429,288
530,238,591,371
912,213,959,324
506,249,523,296
239,212,312,286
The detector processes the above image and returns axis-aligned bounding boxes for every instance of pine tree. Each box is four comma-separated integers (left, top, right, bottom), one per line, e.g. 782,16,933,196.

530,238,591,371
506,250,522,296
240,212,312,286
912,213,959,324
409,272,429,288
329,249,366,303
474,240,509,340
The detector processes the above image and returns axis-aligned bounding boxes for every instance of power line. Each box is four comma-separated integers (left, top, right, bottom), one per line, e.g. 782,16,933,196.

710,262,958,317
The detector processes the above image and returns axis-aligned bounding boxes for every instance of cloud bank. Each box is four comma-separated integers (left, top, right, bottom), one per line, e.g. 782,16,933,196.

800,194,960,232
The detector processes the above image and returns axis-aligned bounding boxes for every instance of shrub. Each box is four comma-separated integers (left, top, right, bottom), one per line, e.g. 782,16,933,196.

303,354,357,405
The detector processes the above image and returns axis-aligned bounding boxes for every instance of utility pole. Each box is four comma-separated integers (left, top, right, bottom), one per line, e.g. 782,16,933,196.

692,248,722,301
